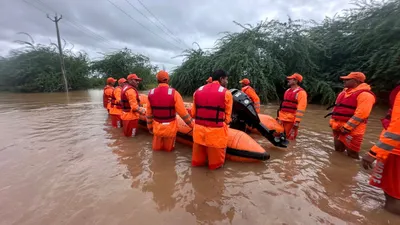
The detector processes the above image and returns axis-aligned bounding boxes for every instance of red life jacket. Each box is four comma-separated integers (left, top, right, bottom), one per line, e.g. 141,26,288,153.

121,84,140,112
194,83,227,127
330,89,375,122
103,85,113,108
111,86,122,109
280,87,304,113
381,85,400,129
148,86,176,122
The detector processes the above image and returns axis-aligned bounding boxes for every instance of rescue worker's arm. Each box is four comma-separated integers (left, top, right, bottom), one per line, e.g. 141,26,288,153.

105,87,114,98
342,92,375,132
247,88,261,113
126,89,146,115
224,91,233,125
146,100,153,130
175,91,194,128
295,90,307,123
114,88,121,104
369,92,400,158
191,92,196,119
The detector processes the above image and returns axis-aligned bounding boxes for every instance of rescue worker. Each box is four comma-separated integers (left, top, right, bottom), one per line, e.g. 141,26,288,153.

191,69,233,170
103,77,116,113
239,78,261,113
361,84,400,215
206,77,212,84
146,70,194,151
277,73,307,140
120,74,146,137
109,78,126,128
327,72,375,159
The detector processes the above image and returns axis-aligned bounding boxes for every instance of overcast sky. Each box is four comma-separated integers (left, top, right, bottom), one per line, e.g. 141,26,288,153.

0,0,356,72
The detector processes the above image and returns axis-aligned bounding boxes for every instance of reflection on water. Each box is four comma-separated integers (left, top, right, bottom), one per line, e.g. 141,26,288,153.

0,89,398,225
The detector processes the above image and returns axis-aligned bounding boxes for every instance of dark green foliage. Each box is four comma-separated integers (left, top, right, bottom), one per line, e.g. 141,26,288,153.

0,34,91,92
171,0,400,104
0,36,158,92
90,48,158,90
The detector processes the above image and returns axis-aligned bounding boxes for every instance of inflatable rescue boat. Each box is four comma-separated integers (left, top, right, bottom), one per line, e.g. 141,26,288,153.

137,88,289,162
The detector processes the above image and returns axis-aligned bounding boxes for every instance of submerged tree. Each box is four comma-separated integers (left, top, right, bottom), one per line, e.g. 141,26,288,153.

90,48,158,90
171,0,400,104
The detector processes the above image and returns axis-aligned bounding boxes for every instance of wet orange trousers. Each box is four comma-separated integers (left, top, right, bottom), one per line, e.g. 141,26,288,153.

152,136,176,152
282,121,298,140
333,131,363,152
122,119,138,137
110,115,122,128
370,154,400,199
191,143,226,170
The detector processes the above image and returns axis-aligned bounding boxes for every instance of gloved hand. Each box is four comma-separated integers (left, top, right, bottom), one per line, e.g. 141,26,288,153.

294,121,300,127
340,126,351,134
361,153,375,170
276,118,282,125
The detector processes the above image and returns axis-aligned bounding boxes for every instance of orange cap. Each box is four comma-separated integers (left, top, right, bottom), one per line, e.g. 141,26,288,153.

239,78,250,85
206,77,212,83
286,73,303,83
156,70,169,82
340,72,366,82
118,78,127,85
127,74,142,81
107,77,116,84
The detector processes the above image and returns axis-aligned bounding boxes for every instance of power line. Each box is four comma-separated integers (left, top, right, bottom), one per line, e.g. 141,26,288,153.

136,0,187,46
107,0,184,51
33,0,114,47
124,0,188,48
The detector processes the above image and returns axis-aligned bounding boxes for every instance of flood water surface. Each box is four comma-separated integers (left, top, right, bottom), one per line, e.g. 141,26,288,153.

0,89,399,225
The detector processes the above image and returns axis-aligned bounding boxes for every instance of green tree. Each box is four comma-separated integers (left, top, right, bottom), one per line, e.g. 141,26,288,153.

90,48,158,90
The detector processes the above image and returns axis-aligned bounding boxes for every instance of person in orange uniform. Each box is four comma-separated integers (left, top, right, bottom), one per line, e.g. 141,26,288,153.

361,85,400,215
103,77,116,113
277,73,307,140
120,74,146,137
109,78,126,128
239,78,261,113
327,72,375,159
146,70,194,151
206,77,212,84
191,69,233,170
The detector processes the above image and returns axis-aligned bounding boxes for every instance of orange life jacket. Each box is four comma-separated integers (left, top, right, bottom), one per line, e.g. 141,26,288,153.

330,89,375,122
121,84,140,112
148,86,176,122
280,87,304,113
103,85,113,108
194,83,227,127
111,86,122,109
381,85,400,129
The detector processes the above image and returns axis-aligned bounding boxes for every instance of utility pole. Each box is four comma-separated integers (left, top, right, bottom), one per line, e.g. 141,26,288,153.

47,14,68,93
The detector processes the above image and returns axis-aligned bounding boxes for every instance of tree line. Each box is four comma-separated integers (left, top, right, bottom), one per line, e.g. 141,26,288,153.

170,0,400,104
0,35,157,92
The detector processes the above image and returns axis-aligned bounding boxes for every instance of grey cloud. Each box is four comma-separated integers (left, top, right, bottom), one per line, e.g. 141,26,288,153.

0,0,359,71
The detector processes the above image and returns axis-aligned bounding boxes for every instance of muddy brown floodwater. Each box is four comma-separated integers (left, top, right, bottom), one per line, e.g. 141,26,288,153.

0,89,399,225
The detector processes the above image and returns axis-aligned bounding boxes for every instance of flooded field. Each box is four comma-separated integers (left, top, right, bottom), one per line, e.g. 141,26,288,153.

0,89,399,225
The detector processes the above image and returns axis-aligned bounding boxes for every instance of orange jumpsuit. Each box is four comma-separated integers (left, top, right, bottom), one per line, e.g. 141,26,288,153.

242,85,261,113
368,91,400,199
278,87,307,140
146,84,194,151
191,81,233,170
329,83,375,152
103,85,114,112
109,86,123,128
121,87,145,137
